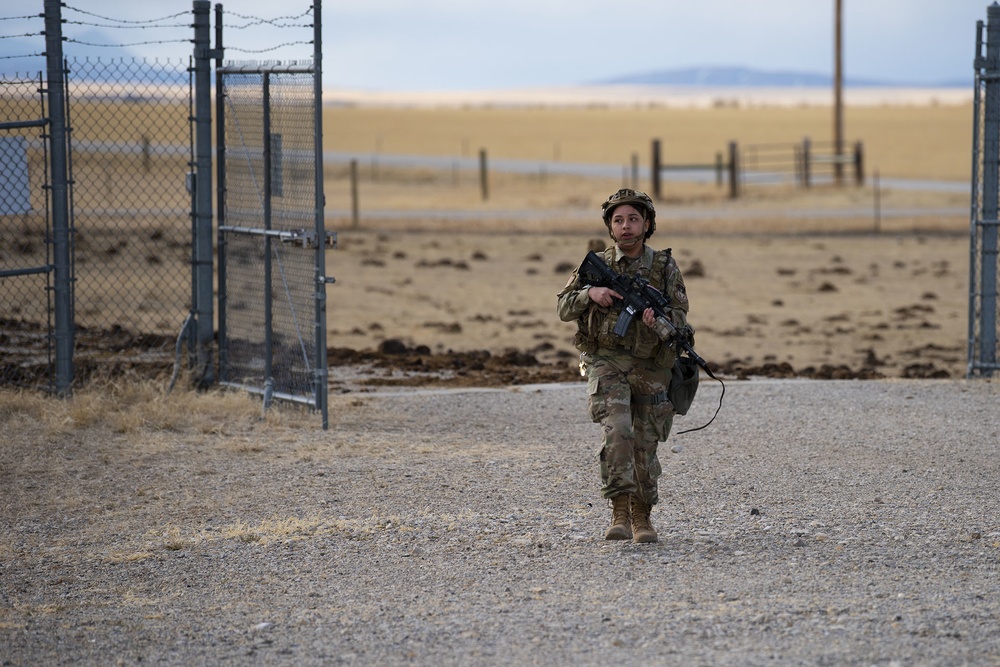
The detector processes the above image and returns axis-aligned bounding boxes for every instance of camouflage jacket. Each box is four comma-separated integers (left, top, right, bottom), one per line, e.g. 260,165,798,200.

557,244,689,366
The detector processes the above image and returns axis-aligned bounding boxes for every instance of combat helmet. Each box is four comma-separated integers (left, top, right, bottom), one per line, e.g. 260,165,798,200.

601,188,656,240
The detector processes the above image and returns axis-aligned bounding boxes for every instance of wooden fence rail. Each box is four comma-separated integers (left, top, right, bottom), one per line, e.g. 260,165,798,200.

650,137,864,200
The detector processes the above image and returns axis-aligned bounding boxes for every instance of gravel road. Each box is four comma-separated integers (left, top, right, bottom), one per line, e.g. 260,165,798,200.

4,378,1000,665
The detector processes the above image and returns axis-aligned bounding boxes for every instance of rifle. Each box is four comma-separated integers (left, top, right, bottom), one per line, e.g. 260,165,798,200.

576,250,723,432
577,251,711,371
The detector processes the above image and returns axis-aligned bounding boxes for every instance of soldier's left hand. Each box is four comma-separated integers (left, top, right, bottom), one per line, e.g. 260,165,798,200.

641,308,656,327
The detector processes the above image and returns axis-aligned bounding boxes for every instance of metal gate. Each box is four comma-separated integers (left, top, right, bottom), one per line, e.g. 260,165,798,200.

970,7,1000,378
0,74,58,390
217,64,332,425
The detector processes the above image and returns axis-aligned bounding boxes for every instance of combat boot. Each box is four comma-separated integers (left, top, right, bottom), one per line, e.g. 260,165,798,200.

604,494,632,540
630,496,658,544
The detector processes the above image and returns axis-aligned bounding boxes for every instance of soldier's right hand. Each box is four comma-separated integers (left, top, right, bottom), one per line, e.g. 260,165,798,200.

587,287,622,308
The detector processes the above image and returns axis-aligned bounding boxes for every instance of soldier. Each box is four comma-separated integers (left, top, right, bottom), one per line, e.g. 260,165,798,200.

557,188,690,543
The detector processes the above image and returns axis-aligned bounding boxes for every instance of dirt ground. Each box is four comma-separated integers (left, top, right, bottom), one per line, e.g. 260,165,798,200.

3,216,972,393
321,221,970,393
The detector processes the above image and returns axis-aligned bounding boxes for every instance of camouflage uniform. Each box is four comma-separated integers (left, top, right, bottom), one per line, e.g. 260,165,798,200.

557,243,689,506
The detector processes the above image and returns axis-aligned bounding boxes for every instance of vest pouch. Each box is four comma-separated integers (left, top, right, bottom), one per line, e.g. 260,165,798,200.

668,355,700,416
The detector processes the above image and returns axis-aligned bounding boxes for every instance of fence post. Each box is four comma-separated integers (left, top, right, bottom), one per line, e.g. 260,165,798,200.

978,3,1000,374
873,169,881,233
728,141,739,199
853,140,865,186
213,3,226,373
350,159,359,228
802,137,812,188
631,152,639,190
312,0,329,430
43,0,73,395
715,151,723,187
192,0,215,386
479,148,489,201
651,139,661,199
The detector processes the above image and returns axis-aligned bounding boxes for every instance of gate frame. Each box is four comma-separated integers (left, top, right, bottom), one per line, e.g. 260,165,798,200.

969,6,1000,378
210,1,331,428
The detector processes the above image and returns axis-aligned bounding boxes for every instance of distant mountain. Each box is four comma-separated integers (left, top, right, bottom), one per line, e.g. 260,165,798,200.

595,66,967,88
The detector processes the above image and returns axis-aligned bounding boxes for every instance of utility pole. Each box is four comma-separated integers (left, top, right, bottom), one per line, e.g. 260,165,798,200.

834,0,844,185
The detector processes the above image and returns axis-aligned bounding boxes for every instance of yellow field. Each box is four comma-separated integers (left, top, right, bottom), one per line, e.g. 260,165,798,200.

323,103,973,182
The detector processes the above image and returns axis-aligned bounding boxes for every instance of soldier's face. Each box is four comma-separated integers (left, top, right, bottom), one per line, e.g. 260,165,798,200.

610,204,648,252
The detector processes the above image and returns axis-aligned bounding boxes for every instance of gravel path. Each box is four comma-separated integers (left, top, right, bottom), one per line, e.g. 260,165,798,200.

3,378,1000,665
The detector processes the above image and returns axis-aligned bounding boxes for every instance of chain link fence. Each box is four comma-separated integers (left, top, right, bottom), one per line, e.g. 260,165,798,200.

219,68,325,407
68,59,193,371
0,74,54,388
1,58,192,389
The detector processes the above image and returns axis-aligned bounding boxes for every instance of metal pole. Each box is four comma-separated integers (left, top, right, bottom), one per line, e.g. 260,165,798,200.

834,0,844,185
980,3,1000,374
192,0,216,386
969,19,986,377
313,0,330,429
263,73,274,412
215,3,228,382
44,0,73,396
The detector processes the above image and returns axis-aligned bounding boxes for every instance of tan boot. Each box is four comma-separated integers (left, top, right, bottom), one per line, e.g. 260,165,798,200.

630,496,658,543
604,494,632,540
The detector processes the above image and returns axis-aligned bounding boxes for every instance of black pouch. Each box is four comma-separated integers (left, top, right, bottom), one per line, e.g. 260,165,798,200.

669,355,700,416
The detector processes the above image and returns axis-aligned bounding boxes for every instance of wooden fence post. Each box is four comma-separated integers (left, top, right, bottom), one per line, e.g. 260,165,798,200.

479,148,489,201
651,139,661,200
802,137,812,188
854,141,865,186
728,141,739,199
873,169,881,232
715,151,723,187
350,159,359,229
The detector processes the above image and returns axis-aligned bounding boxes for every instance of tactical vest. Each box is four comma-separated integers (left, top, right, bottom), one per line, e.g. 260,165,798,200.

574,246,674,361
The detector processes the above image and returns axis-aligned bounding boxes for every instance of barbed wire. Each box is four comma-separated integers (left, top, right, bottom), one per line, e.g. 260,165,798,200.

2,4,316,59
221,8,313,29
0,10,41,62
64,7,190,25
226,41,314,55
65,37,191,49
0,52,44,61
65,19,191,29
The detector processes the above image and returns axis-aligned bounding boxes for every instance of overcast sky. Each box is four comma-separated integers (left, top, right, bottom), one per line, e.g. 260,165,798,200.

0,1,990,89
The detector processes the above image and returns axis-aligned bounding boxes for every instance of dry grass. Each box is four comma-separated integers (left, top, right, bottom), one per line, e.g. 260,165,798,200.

0,379,284,437
324,103,973,181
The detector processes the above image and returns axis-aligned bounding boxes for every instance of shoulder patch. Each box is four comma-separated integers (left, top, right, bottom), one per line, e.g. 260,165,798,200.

675,284,688,304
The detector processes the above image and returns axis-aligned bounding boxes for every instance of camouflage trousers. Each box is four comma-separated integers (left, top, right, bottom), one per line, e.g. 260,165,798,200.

585,350,674,506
